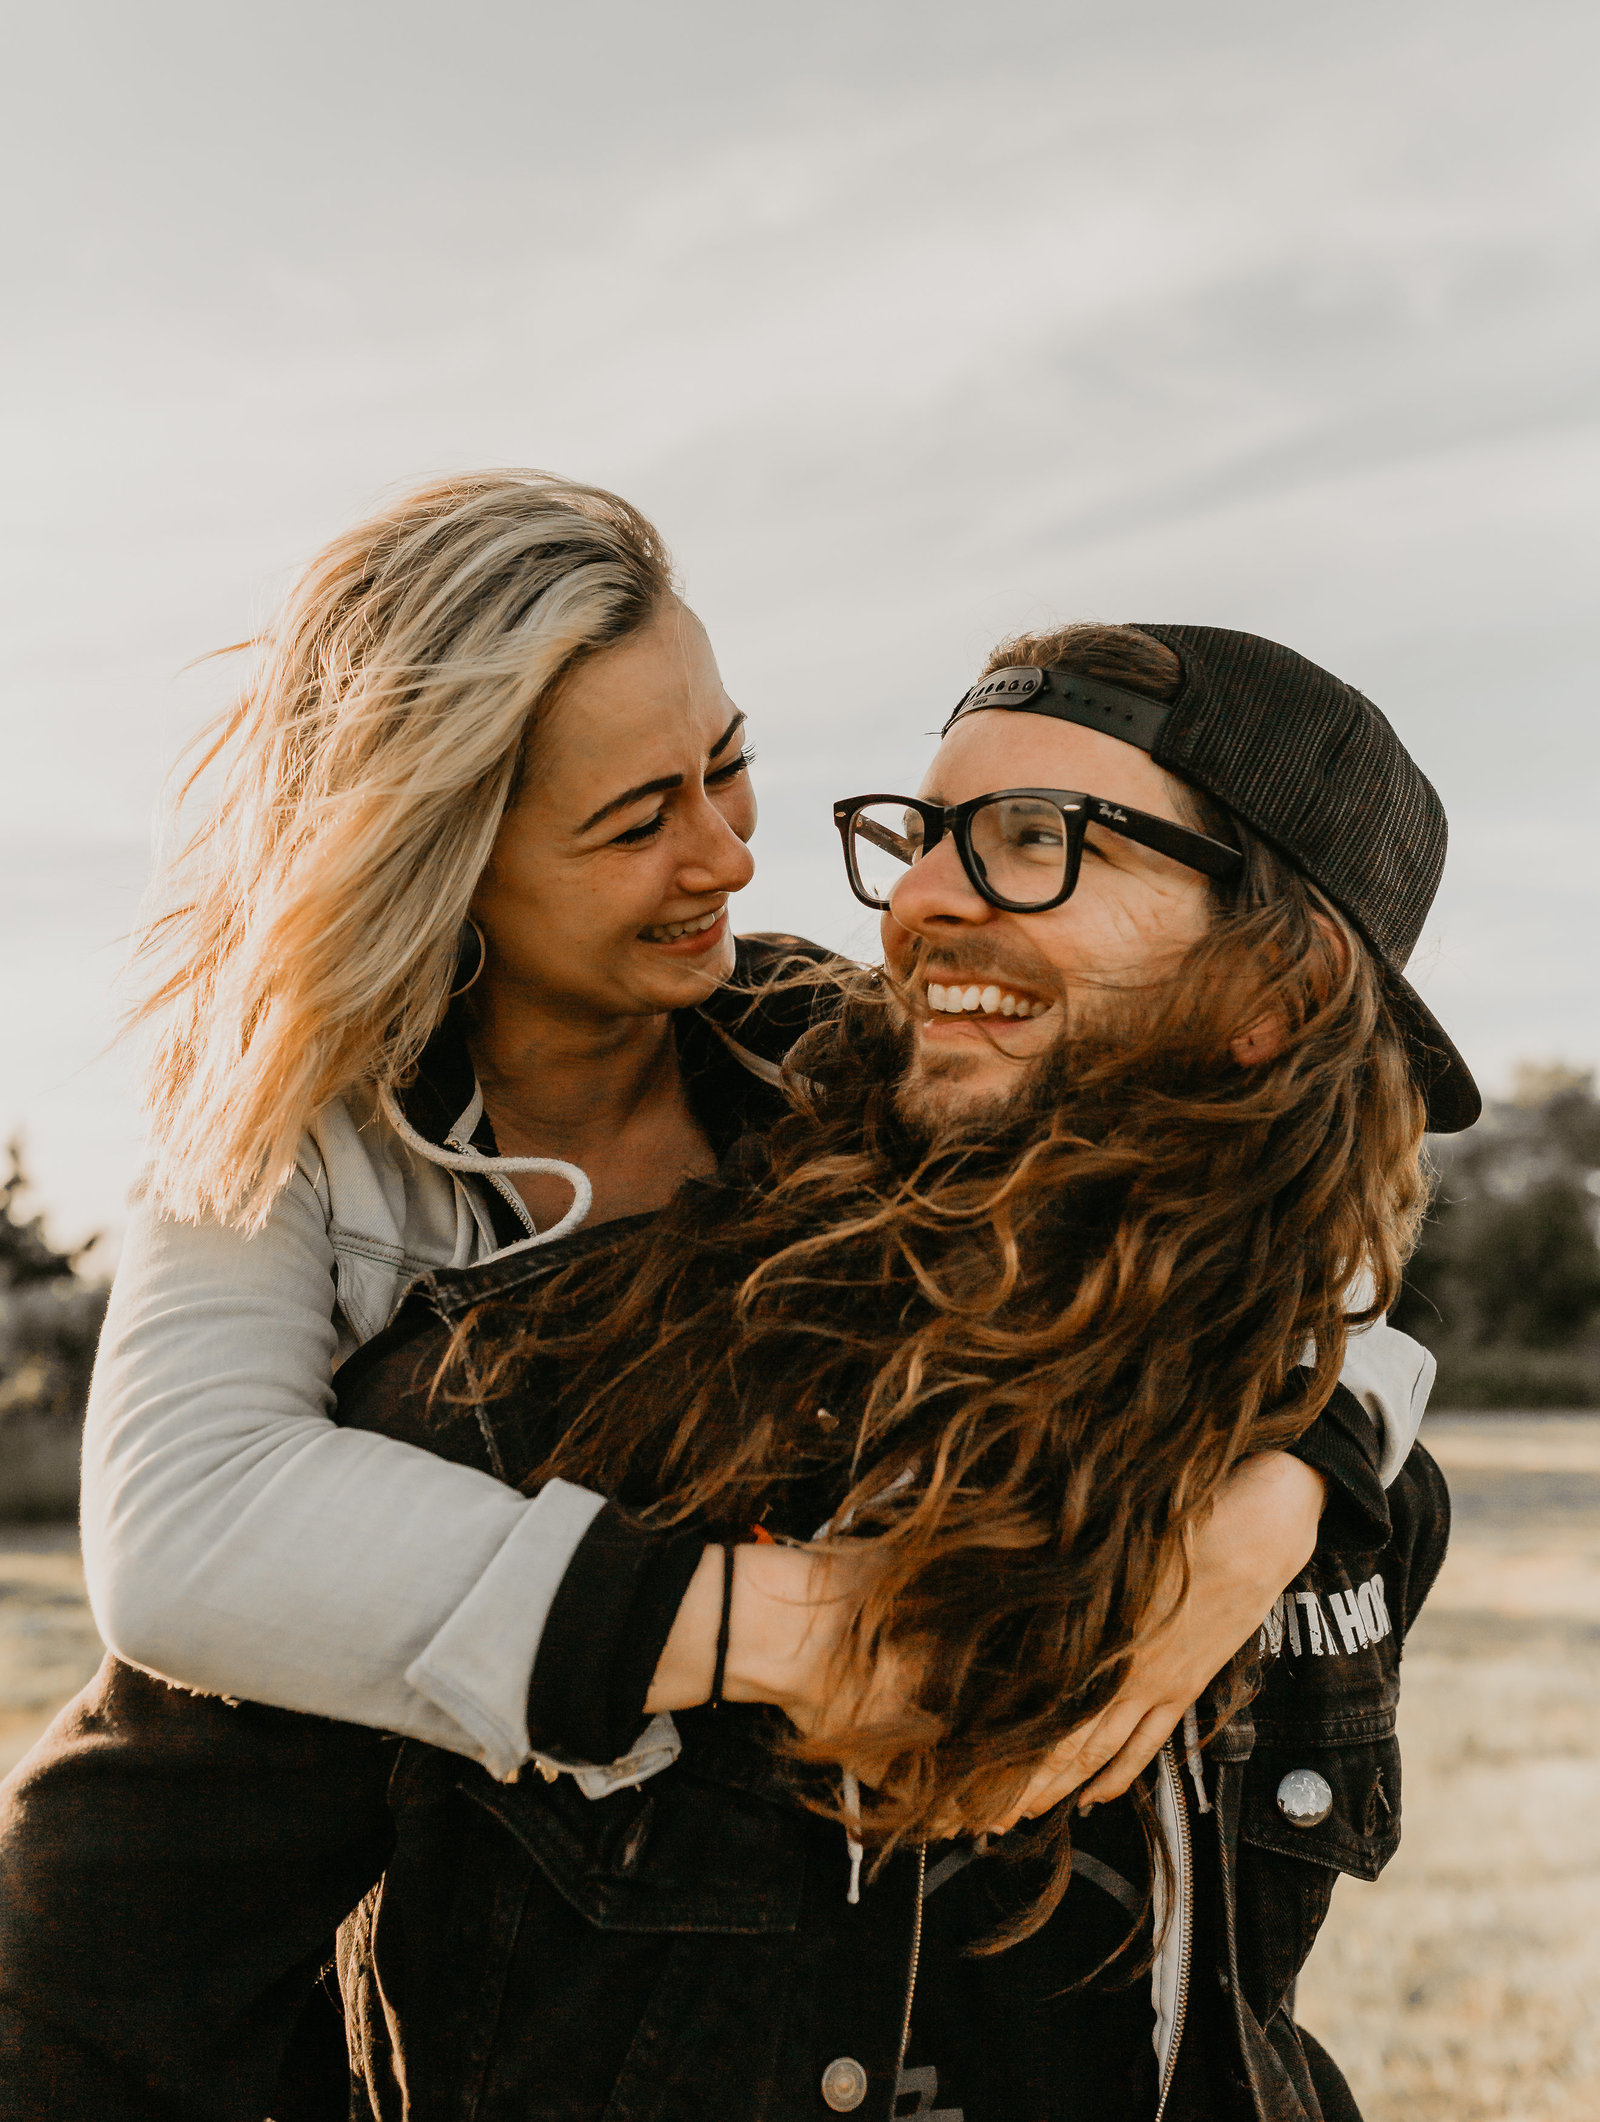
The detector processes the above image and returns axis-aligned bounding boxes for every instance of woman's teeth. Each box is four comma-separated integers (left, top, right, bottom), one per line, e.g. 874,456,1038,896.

643,909,722,942
926,982,1051,1019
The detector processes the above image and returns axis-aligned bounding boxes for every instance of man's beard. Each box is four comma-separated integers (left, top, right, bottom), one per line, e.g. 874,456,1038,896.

892,1037,1069,1141
890,998,1129,1144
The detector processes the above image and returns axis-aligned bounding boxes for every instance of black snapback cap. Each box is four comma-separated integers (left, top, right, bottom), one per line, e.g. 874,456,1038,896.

945,624,1479,1133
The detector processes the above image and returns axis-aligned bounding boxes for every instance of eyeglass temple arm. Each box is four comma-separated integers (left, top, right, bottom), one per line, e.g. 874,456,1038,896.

851,813,919,863
1100,805,1241,878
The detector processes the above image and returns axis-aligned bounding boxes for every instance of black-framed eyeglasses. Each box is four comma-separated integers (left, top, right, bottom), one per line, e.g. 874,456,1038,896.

832,788,1242,914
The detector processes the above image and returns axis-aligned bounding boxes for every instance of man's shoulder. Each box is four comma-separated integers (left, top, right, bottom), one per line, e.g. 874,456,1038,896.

331,1214,657,1483
1382,1437,1452,1628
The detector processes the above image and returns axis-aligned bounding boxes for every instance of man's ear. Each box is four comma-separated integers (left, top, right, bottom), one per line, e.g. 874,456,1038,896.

1231,911,1350,1066
1231,1014,1286,1066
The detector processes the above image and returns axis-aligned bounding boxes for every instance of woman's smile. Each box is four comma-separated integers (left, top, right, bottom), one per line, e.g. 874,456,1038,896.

638,905,728,953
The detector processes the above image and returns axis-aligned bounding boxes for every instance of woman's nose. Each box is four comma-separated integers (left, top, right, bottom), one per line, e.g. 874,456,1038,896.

886,829,991,936
679,797,757,895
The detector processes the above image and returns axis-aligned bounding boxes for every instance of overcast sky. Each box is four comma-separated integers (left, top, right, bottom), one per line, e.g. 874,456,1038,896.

3,0,1596,1251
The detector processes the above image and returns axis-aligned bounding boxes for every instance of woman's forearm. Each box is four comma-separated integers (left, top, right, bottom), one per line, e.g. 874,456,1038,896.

82,1189,607,1782
645,1541,864,1726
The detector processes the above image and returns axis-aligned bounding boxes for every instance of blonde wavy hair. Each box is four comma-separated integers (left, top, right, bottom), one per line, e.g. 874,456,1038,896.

132,470,674,1229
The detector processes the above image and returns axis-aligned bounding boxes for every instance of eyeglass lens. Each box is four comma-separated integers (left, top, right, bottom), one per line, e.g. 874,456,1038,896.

849,803,926,905
848,796,1076,910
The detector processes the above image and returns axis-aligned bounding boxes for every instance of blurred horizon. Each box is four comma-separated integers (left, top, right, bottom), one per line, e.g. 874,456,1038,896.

4,0,1597,1253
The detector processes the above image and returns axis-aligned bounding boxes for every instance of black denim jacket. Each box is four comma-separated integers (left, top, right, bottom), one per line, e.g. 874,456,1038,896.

0,1290,1447,2122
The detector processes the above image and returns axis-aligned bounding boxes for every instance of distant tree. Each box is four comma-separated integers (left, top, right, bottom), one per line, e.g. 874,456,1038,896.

0,1142,109,1431
1393,1065,1600,1406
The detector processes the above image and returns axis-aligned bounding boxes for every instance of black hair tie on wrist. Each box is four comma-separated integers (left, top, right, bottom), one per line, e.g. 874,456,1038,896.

710,1543,735,1709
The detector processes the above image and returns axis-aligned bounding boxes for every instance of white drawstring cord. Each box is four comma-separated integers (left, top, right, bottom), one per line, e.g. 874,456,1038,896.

378,1084,593,1253
1181,1703,1211,1815
841,1771,865,1904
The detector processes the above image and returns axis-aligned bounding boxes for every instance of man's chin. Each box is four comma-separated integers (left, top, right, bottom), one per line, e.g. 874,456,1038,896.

893,1050,1027,1139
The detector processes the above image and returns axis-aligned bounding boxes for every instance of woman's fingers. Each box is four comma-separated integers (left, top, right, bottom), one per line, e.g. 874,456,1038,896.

973,1700,1140,1834
1075,1704,1185,1808
1050,1696,1151,1786
1056,1454,1329,1812
1022,1705,1150,1821
1013,1707,1110,1796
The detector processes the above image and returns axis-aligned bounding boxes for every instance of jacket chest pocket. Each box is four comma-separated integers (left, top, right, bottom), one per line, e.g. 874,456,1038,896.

1231,1549,1406,2030
1245,1551,1403,1879
1231,1706,1401,2029
460,1756,808,1936
1237,1716,1401,1882
1260,1563,1399,1697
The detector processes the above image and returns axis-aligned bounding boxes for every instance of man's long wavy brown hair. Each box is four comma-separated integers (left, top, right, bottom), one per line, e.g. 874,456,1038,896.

448,624,1429,1935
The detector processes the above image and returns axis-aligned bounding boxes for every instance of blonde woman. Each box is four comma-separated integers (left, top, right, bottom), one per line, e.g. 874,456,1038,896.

82,471,1435,1804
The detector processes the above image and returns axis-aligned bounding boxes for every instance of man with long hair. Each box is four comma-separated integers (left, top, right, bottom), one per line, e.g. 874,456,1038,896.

0,625,1459,2122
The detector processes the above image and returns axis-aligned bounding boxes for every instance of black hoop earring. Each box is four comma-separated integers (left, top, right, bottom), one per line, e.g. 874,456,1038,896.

450,918,486,999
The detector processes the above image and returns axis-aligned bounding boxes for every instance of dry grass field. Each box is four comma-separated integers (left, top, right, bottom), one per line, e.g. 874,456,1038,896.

2,1414,1596,2118
0,1523,101,1783
1297,1416,1600,2121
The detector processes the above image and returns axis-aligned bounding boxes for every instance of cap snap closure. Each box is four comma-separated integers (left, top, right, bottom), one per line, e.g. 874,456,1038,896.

1276,1768,1333,1828
821,2055,869,2111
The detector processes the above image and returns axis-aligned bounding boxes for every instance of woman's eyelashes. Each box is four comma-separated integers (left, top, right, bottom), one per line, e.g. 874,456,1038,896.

606,751,755,848
609,813,666,846
709,744,755,784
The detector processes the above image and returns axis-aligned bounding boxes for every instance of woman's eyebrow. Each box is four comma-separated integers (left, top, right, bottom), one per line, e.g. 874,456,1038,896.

576,711,748,835
706,709,746,760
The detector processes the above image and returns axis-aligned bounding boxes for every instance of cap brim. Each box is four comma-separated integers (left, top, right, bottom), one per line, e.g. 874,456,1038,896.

1383,969,1481,1134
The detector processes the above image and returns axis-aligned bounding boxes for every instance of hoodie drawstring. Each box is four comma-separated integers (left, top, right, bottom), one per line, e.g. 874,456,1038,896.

377,1084,593,1253
841,1771,865,1904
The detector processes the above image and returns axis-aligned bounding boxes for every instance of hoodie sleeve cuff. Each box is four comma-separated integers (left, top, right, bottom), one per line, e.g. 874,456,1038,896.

527,1504,708,1764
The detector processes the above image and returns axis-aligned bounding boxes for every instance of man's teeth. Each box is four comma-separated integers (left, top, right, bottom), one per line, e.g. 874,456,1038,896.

925,982,1051,1018
645,909,721,941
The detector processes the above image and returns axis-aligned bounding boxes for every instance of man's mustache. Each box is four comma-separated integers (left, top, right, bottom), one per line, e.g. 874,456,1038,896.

896,936,1066,1004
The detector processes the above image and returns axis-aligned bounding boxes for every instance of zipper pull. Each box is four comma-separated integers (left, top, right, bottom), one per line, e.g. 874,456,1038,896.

1181,1704,1212,1815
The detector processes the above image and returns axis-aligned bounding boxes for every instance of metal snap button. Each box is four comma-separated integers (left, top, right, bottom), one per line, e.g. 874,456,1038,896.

821,2055,869,2111
1276,1768,1333,1828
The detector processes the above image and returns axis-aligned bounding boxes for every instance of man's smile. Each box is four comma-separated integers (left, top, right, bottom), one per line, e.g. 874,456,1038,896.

911,973,1062,1063
924,980,1053,1021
